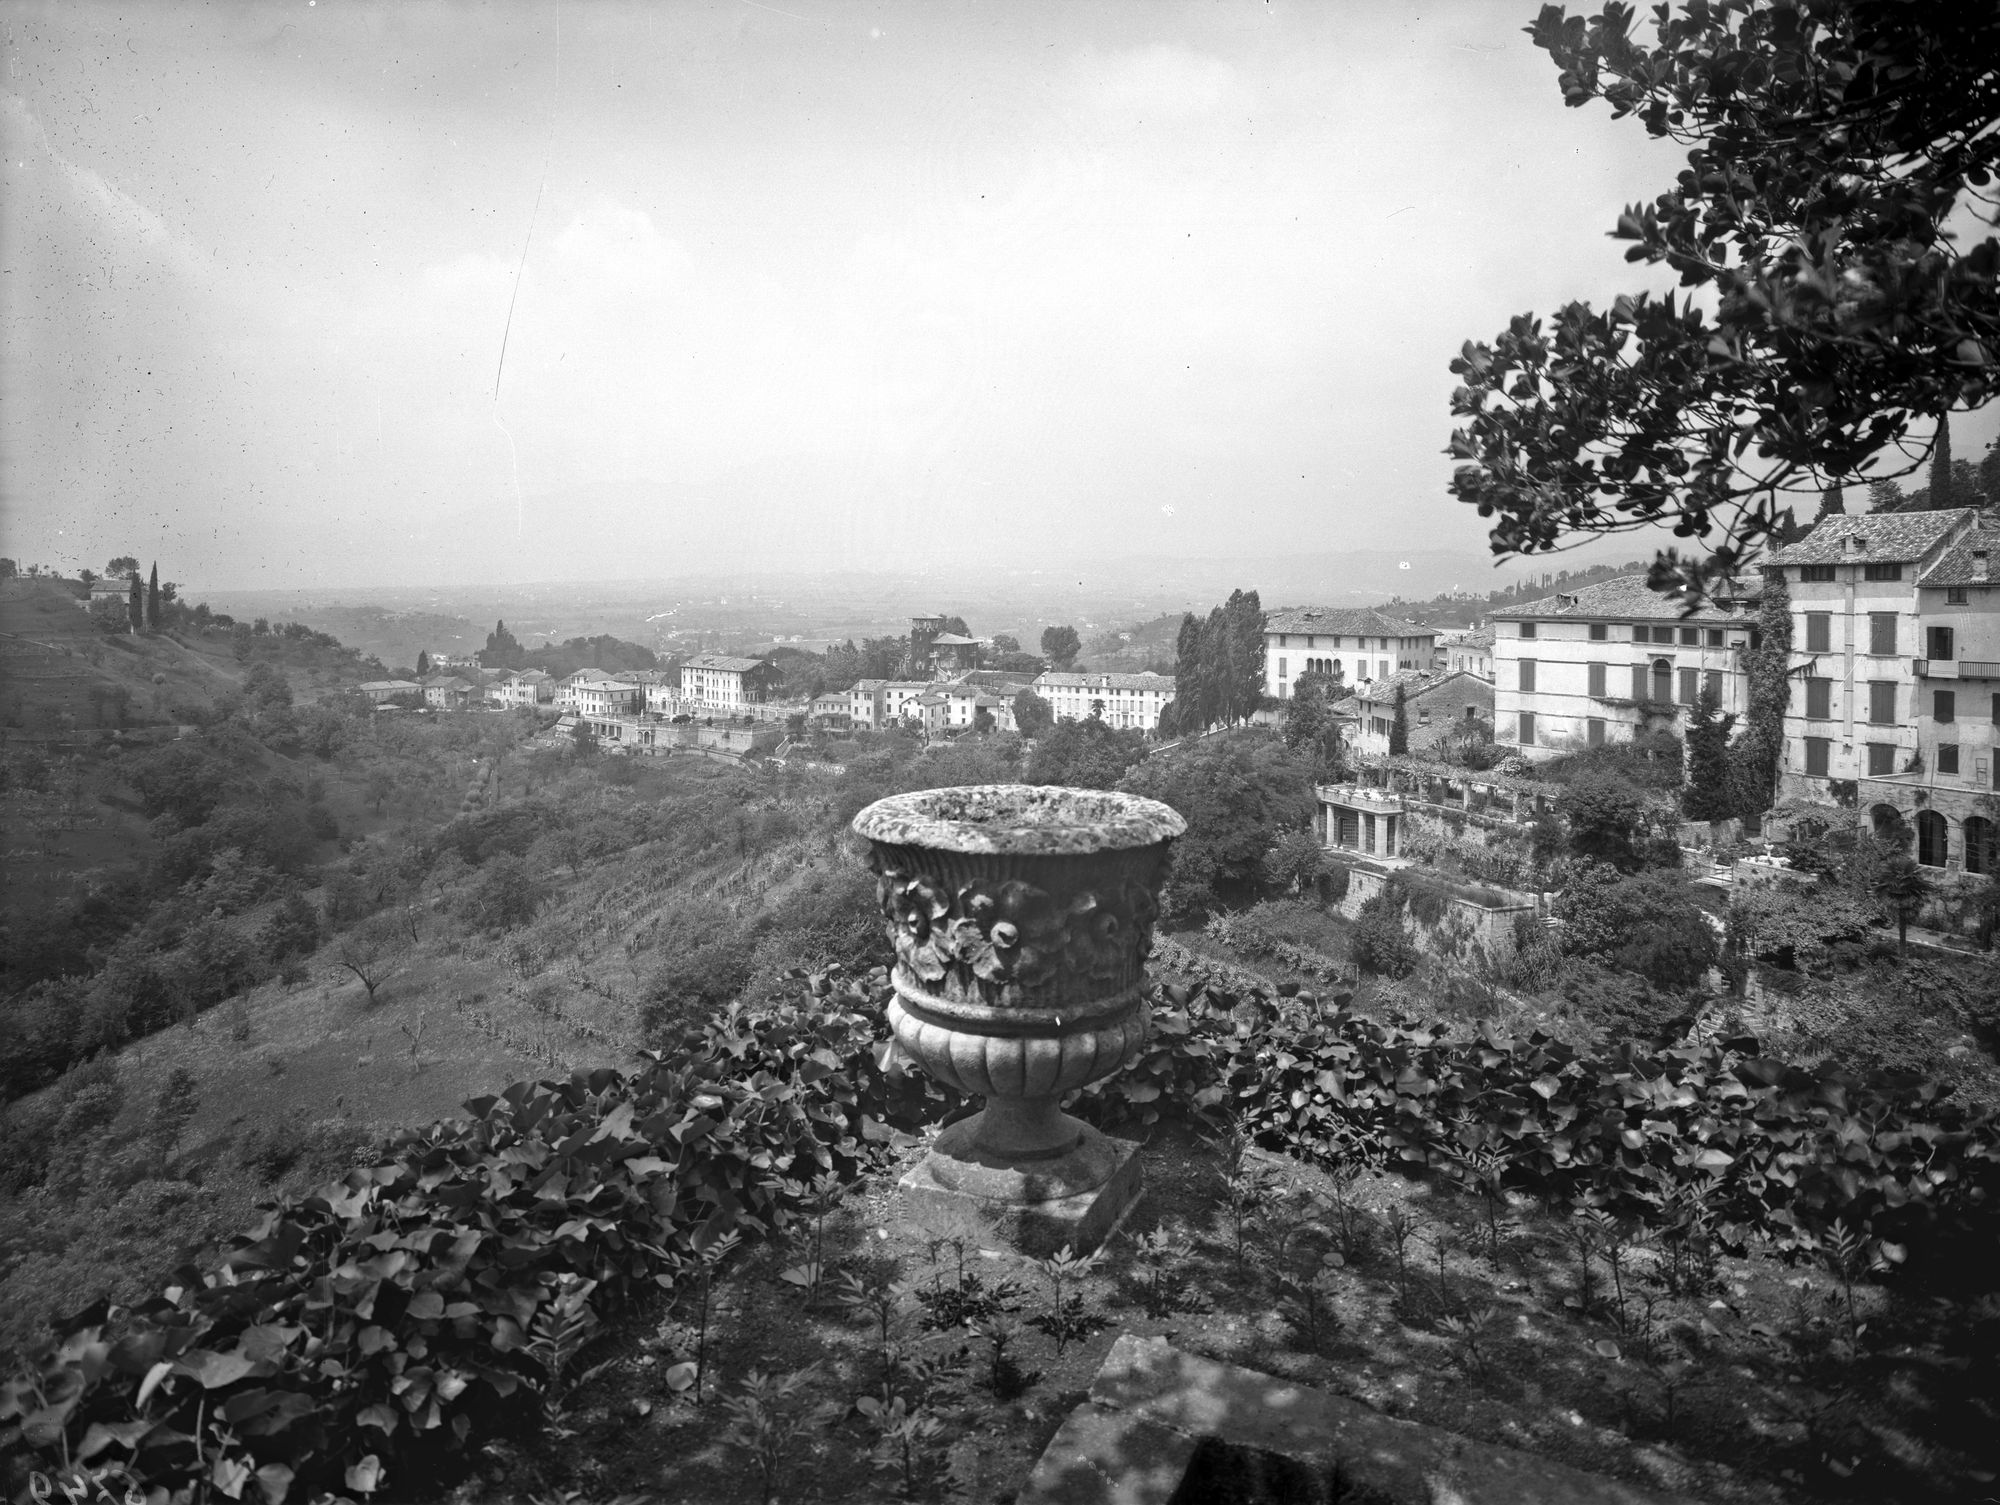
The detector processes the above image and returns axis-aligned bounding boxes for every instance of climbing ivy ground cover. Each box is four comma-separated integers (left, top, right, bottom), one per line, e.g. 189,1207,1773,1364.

4,966,1995,1503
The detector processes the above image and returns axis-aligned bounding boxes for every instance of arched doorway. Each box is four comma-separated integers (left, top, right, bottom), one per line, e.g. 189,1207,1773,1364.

1870,804,1910,847
1651,658,1672,705
1916,810,1949,868
1965,815,1994,876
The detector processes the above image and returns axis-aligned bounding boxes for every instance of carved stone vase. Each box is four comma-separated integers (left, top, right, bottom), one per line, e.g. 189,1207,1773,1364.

852,784,1185,1254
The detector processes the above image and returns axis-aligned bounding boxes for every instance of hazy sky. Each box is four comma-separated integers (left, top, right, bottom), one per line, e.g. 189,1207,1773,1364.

9,0,1962,590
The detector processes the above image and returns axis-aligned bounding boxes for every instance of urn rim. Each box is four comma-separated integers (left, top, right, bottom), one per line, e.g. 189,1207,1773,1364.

851,783,1185,856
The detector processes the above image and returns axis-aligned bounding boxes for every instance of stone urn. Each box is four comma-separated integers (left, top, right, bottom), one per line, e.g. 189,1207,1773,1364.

852,784,1185,1254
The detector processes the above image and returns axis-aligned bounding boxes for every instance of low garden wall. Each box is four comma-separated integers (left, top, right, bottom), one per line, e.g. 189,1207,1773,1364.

1332,862,1540,960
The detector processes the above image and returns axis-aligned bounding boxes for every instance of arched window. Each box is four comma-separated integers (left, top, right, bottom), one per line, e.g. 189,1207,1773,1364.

1964,816,1994,876
1651,658,1673,705
1916,810,1949,868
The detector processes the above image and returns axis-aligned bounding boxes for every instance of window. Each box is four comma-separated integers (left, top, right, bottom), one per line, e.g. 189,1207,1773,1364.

1587,718,1605,746
1704,669,1722,703
1519,659,1537,692
1631,664,1649,701
1589,623,1607,641
1800,564,1837,582
1867,742,1895,776
1418,708,1430,725
1869,681,1896,724
1678,667,1698,705
1706,629,1724,648
1587,662,1607,697
1948,587,1969,605
1631,624,1648,642
1939,744,1960,775
1653,625,1678,644
1927,626,1955,661
1804,737,1831,776
1679,627,1699,646
1805,677,1832,720
1278,634,1288,647
1935,690,1956,723
1518,711,1536,746
1869,613,1898,656
1652,659,1673,704
1519,621,1537,638
1864,562,1903,582
1805,613,1832,653
1278,657,1288,679
1916,810,1947,867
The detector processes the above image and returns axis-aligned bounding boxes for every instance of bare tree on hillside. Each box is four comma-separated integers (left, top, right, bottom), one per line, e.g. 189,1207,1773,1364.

335,919,400,1007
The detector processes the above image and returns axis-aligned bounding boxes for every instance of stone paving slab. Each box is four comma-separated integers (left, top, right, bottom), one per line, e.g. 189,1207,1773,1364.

1017,1335,1708,1505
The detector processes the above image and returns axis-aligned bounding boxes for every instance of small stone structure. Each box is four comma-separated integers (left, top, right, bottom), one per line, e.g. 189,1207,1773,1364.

1018,1336,1703,1505
1332,863,1540,962
852,785,1185,1255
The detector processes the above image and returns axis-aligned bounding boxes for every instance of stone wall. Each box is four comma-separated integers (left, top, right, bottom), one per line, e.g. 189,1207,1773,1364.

1331,861,1540,962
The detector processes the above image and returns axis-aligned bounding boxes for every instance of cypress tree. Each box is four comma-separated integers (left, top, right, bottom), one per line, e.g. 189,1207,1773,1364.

1682,682,1738,838
417,649,431,677
1388,683,1409,755
1930,412,1954,508
1816,484,1845,519
126,573,143,633
145,563,160,629
1731,567,1791,818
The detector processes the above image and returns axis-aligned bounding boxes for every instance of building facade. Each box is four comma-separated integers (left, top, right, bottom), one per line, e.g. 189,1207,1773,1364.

571,676,642,720
1033,671,1175,731
1768,507,1997,872
1263,609,1436,700
680,654,777,712
1337,670,1494,760
1488,576,1757,761
1438,626,1495,681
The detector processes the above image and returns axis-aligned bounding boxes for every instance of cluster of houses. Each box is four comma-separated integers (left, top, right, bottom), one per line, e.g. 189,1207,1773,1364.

342,513,2000,876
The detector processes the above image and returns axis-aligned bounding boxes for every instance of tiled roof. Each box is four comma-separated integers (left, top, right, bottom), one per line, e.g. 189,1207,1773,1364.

1767,507,1975,566
1916,524,2000,587
359,680,418,692
930,633,982,646
683,654,769,672
1489,575,1747,623
1265,608,1433,638
1465,625,1495,650
851,679,888,691
572,677,634,692
1350,668,1492,707
1035,671,1174,692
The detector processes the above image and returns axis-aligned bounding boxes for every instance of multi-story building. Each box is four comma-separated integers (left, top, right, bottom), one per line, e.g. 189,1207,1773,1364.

1488,575,1757,760
563,676,639,719
358,680,421,705
847,679,932,731
1438,626,1495,681
497,669,553,709
1768,507,1996,872
421,675,477,709
1263,609,1436,700
680,654,777,712
1337,670,1493,759
1033,671,1175,732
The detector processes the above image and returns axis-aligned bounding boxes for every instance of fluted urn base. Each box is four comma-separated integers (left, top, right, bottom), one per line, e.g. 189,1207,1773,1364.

901,1112,1144,1258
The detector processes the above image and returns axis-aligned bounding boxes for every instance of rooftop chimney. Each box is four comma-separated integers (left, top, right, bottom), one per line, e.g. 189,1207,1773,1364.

1974,549,1990,583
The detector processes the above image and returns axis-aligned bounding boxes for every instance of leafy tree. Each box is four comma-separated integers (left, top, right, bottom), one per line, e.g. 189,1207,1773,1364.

259,891,321,964
106,555,139,577
1555,866,1718,991
1866,478,1903,514
1040,625,1082,671
147,1066,200,1159
570,718,598,757
1349,888,1418,978
0,558,15,579
1557,770,1648,871
1873,854,1931,954
1012,688,1054,738
1117,731,1315,920
1681,681,1738,835
480,620,524,669
1387,684,1409,756
145,563,160,630
1448,3,2000,599
1282,669,1345,776
990,633,1021,656
972,706,996,734
461,853,543,933
1263,826,1327,895
1026,718,1146,790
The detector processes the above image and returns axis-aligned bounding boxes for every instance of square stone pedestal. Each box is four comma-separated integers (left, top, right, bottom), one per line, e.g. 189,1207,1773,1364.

900,1117,1144,1258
